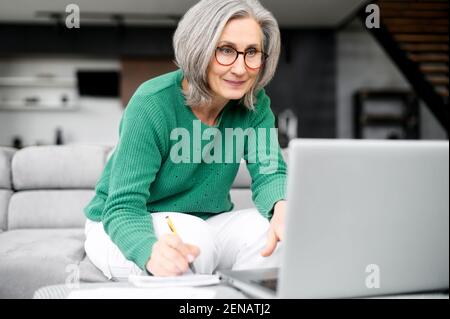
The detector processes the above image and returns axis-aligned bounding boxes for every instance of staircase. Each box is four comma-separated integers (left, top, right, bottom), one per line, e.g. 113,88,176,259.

360,0,449,133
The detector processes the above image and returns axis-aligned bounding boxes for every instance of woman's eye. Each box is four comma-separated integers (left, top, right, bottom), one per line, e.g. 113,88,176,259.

220,47,235,55
246,50,257,57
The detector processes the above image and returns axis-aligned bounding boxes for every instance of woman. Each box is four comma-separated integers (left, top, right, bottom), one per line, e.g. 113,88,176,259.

84,0,287,278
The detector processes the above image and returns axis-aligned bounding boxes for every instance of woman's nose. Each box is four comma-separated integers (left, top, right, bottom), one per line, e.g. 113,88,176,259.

230,54,247,75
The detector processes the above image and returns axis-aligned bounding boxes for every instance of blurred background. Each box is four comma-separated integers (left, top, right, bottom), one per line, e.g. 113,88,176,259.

0,0,448,148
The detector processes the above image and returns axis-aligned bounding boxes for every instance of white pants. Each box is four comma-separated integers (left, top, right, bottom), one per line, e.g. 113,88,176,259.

84,208,282,280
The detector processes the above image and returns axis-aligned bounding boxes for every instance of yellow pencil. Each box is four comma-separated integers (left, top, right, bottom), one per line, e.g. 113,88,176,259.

165,215,178,235
165,216,196,274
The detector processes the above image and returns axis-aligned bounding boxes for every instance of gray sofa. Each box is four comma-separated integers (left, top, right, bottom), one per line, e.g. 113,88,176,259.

0,144,260,299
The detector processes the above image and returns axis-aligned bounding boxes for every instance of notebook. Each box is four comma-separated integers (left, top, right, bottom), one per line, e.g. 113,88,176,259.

128,274,220,288
67,286,216,299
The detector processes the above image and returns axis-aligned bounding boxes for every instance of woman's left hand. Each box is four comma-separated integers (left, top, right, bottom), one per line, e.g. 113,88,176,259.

261,200,286,257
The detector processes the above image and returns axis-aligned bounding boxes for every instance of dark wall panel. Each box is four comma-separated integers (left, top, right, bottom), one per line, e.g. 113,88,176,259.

0,24,335,139
0,24,174,57
267,30,336,139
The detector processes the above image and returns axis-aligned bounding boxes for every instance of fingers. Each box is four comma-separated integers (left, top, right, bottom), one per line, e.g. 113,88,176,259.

261,228,277,257
159,246,189,274
147,234,201,276
147,254,178,277
277,223,285,241
164,234,200,261
162,234,191,272
163,234,187,256
149,241,187,276
185,243,201,259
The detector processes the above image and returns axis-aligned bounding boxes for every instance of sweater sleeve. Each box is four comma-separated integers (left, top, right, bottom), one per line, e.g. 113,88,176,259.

243,89,287,220
102,93,168,270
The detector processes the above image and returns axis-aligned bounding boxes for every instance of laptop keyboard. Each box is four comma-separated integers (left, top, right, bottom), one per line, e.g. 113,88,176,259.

252,278,278,292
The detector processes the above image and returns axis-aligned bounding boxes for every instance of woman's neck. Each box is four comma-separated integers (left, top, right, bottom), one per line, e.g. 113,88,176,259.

182,78,229,126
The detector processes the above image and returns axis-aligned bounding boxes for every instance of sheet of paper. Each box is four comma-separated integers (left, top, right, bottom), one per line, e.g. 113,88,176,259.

128,274,221,288
67,287,216,299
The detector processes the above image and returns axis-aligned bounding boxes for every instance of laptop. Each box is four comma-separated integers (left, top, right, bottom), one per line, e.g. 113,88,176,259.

218,139,449,298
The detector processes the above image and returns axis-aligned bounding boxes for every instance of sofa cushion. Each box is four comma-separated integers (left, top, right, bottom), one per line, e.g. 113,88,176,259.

232,159,252,188
229,188,255,211
0,190,12,231
0,228,85,298
78,255,110,283
12,145,111,190
231,149,288,189
0,147,15,189
8,190,94,230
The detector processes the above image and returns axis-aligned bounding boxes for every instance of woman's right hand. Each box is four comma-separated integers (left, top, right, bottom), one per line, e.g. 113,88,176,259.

146,234,200,276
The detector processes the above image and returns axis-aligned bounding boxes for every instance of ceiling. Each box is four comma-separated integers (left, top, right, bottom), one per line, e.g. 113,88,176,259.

0,0,367,28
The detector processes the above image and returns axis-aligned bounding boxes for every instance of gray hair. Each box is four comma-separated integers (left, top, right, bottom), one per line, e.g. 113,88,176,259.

173,0,281,110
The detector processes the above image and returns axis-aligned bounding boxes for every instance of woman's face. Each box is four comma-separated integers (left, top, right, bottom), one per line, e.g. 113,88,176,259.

207,17,263,103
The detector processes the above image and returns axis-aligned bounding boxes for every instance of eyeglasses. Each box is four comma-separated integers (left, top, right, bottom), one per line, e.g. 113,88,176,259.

215,46,268,69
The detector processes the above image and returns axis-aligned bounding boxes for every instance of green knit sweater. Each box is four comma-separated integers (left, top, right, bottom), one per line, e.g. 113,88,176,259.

84,69,287,270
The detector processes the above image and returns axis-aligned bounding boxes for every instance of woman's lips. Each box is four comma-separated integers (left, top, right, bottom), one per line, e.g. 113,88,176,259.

224,79,246,87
